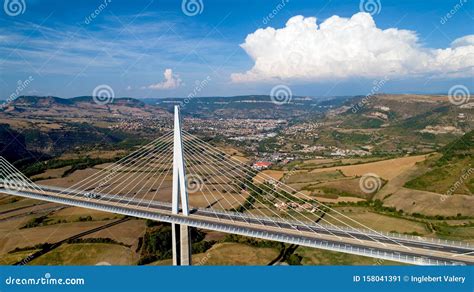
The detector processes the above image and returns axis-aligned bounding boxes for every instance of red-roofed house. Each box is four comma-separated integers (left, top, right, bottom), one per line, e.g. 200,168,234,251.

252,161,272,170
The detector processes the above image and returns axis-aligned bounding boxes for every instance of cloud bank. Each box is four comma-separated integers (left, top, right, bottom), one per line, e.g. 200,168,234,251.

147,69,182,90
231,13,474,82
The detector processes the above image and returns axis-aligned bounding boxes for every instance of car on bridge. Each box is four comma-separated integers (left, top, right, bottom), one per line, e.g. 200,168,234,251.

84,192,101,199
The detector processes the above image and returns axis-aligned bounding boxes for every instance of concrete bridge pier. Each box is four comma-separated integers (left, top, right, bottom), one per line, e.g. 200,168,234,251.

172,223,191,266
171,105,191,266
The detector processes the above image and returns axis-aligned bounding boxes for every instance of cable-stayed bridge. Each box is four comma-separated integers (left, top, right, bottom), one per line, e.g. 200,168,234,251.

0,106,472,266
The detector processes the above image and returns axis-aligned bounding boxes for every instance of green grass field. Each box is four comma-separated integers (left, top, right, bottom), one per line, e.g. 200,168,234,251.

149,243,280,266
405,157,473,195
297,246,404,265
28,243,137,265
0,250,39,265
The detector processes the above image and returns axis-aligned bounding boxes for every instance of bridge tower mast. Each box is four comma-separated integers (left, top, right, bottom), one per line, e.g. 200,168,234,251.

171,105,191,266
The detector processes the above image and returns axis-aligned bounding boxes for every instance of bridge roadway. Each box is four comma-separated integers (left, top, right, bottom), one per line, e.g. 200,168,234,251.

1,184,473,265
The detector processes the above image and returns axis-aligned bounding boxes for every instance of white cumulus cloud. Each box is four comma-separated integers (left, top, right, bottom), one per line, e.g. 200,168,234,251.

147,69,182,90
451,35,474,48
231,13,474,82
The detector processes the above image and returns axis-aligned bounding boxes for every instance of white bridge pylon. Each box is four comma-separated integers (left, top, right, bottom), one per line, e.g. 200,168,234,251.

171,105,191,266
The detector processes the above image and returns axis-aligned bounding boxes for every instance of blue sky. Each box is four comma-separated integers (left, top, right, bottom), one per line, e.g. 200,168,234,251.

0,0,473,99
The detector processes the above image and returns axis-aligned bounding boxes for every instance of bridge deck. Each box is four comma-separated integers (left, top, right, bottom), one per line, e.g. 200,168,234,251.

1,185,472,266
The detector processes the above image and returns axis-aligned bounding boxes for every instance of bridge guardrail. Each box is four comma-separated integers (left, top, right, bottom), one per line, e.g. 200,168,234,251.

196,206,472,250
34,184,472,250
2,188,468,266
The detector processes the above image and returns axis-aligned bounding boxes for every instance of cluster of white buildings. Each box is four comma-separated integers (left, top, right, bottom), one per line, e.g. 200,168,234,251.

274,202,318,213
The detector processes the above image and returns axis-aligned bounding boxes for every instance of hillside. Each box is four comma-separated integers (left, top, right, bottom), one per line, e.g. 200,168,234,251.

0,94,351,163
404,130,473,195
0,124,44,166
0,96,171,163
150,95,349,120
1,93,471,169
303,94,472,154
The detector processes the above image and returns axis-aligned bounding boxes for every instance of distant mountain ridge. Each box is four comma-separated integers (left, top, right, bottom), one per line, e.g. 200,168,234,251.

8,96,145,107
0,95,170,163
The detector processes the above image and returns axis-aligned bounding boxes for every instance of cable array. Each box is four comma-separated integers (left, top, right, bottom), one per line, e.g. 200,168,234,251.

0,131,428,250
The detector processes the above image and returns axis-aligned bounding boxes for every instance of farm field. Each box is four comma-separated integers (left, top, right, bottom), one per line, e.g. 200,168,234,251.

0,131,471,266
48,207,122,222
308,155,428,180
254,170,285,184
299,157,386,170
31,166,72,180
297,247,402,265
0,250,39,265
29,243,137,265
322,206,429,235
0,220,113,254
151,243,280,266
382,188,474,217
